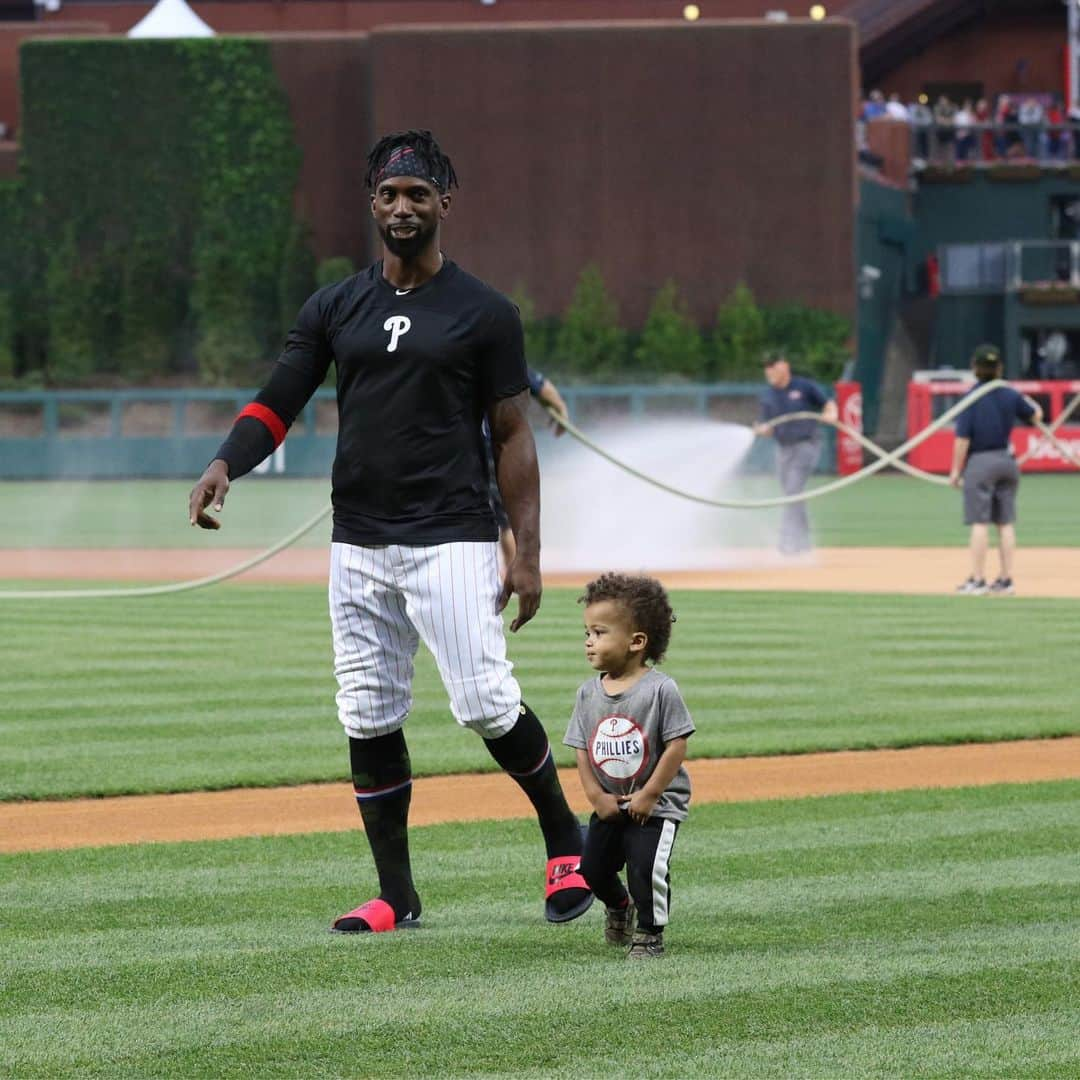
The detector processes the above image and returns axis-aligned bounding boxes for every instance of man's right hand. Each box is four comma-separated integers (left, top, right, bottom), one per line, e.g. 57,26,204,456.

497,551,542,632
188,460,230,529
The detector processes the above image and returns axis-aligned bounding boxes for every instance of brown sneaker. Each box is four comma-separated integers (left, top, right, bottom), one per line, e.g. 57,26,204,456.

627,929,665,959
604,900,636,946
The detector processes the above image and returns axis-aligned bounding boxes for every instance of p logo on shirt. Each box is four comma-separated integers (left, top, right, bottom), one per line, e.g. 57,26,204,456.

384,315,412,353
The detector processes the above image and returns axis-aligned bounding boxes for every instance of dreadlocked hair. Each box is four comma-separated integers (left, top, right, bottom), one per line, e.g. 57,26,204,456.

364,129,459,192
578,573,676,665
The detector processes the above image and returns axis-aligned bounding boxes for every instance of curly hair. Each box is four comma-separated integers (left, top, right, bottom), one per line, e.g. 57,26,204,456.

364,129,458,192
578,573,675,664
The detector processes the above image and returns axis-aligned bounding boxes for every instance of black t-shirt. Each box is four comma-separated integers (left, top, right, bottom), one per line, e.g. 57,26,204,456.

228,259,528,545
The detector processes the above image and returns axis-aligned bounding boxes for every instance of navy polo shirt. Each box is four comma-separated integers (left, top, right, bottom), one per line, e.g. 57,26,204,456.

955,385,1035,453
759,376,829,445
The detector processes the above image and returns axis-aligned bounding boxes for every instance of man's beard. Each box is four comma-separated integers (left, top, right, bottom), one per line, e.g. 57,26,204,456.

379,220,437,258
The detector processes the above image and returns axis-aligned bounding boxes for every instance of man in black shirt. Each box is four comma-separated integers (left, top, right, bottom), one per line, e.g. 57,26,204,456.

188,130,591,933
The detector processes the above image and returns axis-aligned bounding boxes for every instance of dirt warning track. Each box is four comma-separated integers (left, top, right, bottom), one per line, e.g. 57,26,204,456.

4,547,1080,598
3,737,1077,854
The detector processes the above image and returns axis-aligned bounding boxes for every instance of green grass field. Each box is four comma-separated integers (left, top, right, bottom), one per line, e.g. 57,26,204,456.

2,473,1079,550
2,588,1079,800
2,782,1077,1077
3,471,1078,1077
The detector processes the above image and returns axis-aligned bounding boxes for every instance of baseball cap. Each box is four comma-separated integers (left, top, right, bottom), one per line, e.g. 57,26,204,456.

761,348,788,366
971,343,1001,364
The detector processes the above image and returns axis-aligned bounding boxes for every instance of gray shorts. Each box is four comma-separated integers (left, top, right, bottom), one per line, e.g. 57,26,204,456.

963,449,1020,525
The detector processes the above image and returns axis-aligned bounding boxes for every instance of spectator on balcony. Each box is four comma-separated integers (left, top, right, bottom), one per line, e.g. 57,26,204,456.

932,96,957,165
884,92,908,121
975,98,994,161
1069,104,1080,160
861,89,887,120
1046,99,1065,160
954,100,976,162
1018,97,1044,158
996,96,1021,158
909,98,933,164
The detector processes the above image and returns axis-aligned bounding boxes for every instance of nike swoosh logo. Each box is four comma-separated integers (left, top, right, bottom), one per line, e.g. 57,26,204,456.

395,289,411,296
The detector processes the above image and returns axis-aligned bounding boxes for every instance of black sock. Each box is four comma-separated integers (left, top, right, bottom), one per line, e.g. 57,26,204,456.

348,730,420,922
483,703,582,858
637,922,663,936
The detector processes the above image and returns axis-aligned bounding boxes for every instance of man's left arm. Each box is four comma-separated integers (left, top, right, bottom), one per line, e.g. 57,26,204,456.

488,391,542,632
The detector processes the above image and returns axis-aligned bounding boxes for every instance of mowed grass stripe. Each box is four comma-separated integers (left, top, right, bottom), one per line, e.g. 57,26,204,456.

3,588,1080,799
1,783,1076,1078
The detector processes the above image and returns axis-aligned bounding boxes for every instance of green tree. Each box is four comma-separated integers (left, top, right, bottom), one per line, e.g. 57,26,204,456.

191,214,260,385
278,215,317,337
761,303,851,383
509,283,554,366
44,226,101,382
711,281,766,380
17,38,302,384
633,280,706,378
0,291,14,379
115,238,181,378
553,265,626,377
0,181,17,378
316,255,356,289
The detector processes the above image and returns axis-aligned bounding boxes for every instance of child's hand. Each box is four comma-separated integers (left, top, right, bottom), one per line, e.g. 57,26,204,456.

621,790,659,825
595,792,624,822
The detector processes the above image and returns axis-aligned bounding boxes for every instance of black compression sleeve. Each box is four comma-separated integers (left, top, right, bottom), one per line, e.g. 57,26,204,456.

214,417,276,480
213,361,326,480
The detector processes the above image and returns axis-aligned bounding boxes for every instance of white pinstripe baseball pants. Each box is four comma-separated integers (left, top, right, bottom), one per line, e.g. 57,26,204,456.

329,541,522,740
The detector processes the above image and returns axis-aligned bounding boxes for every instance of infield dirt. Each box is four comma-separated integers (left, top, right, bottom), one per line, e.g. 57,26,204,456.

4,546,1080,598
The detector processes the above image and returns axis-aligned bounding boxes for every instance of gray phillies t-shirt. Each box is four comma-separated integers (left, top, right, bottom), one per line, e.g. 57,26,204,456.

564,668,695,822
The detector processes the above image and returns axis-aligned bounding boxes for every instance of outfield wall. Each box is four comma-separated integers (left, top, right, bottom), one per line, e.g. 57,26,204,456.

366,21,856,325
253,19,858,325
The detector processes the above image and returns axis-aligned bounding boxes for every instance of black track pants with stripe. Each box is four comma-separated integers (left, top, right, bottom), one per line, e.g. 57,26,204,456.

579,813,679,930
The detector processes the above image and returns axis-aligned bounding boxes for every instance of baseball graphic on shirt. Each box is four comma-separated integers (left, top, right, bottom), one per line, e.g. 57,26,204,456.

589,715,648,783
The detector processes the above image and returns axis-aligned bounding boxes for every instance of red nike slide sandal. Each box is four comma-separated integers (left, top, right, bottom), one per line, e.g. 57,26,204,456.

544,855,594,923
330,898,421,934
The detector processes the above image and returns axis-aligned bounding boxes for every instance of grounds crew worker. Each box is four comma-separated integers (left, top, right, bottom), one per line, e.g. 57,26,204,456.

753,350,838,556
950,343,1041,596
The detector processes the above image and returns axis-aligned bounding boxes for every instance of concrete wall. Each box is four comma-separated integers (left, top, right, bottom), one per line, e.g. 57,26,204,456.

368,20,856,324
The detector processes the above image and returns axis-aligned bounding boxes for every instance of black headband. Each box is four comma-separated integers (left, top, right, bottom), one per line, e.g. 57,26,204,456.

375,146,448,192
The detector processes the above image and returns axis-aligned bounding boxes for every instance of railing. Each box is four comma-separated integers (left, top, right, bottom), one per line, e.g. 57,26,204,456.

938,241,1080,295
0,383,806,479
908,122,1080,166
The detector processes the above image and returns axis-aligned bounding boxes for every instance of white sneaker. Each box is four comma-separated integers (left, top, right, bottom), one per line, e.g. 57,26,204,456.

955,577,988,595
987,577,1015,596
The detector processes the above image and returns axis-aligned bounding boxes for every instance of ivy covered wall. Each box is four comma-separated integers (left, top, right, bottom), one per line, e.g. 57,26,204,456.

6,38,310,384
